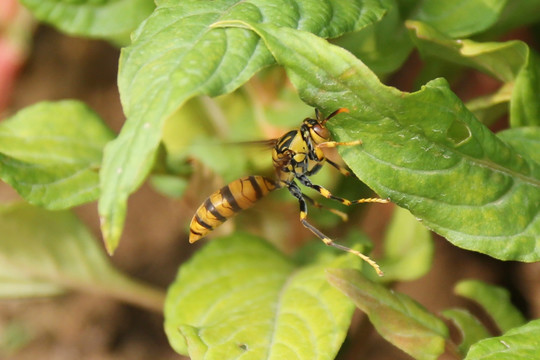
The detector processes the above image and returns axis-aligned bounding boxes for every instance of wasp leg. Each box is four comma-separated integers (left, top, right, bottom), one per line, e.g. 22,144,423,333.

302,192,348,222
325,158,352,177
298,175,390,205
318,139,363,148
287,182,383,276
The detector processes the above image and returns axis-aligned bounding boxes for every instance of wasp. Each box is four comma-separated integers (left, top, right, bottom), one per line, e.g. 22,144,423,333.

189,108,389,275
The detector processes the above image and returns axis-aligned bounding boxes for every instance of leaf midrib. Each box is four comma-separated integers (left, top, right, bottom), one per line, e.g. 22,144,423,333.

357,145,540,189
266,268,298,360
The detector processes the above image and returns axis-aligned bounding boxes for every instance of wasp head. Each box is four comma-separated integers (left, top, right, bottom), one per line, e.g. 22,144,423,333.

305,108,349,144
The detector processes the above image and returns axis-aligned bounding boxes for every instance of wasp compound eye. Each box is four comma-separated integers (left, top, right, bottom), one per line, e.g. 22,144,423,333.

312,124,329,140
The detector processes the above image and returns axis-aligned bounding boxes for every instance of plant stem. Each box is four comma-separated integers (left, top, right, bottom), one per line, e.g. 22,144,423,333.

103,274,166,313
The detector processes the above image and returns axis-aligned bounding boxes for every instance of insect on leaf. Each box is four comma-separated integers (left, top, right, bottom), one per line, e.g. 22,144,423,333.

100,0,387,253
215,21,540,263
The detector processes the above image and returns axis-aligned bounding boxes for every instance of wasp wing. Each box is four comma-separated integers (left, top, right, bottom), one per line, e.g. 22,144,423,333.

225,139,278,149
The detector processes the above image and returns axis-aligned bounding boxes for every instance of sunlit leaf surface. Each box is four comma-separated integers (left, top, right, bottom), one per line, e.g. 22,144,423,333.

0,101,114,209
465,319,540,360
165,234,360,359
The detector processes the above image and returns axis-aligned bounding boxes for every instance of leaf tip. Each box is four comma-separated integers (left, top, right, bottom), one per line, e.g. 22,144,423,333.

99,215,120,255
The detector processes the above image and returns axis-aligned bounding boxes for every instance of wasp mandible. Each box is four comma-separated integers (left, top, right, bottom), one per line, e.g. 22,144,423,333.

189,108,389,275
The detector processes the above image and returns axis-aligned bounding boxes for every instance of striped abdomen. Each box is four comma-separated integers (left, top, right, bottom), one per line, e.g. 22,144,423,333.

189,175,277,243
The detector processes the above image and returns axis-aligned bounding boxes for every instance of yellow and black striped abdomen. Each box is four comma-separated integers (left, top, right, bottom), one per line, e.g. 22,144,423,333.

189,175,277,243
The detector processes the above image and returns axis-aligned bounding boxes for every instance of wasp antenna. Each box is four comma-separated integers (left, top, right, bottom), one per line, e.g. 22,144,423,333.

323,108,349,124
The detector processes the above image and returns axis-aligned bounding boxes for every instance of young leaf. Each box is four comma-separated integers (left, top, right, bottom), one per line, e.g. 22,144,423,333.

0,101,114,209
465,319,540,360
441,308,491,356
377,207,433,282
409,0,506,38
19,0,155,42
0,203,164,312
497,127,540,164
510,53,540,127
327,268,449,360
455,279,526,333
465,83,512,126
164,234,360,359
407,20,540,127
100,0,387,253
407,20,526,82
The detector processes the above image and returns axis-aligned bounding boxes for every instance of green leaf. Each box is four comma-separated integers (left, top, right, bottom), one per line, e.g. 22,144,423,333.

222,22,540,262
0,321,32,356
187,138,251,183
100,0,387,254
407,20,540,127
498,127,540,164
489,0,540,35
465,83,512,126
19,0,155,42
455,279,526,333
164,234,360,359
465,319,540,360
410,0,507,38
327,268,448,360
377,207,433,282
333,0,413,76
149,174,189,199
0,101,114,210
0,203,164,311
510,53,540,127
407,20,526,82
441,308,491,355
